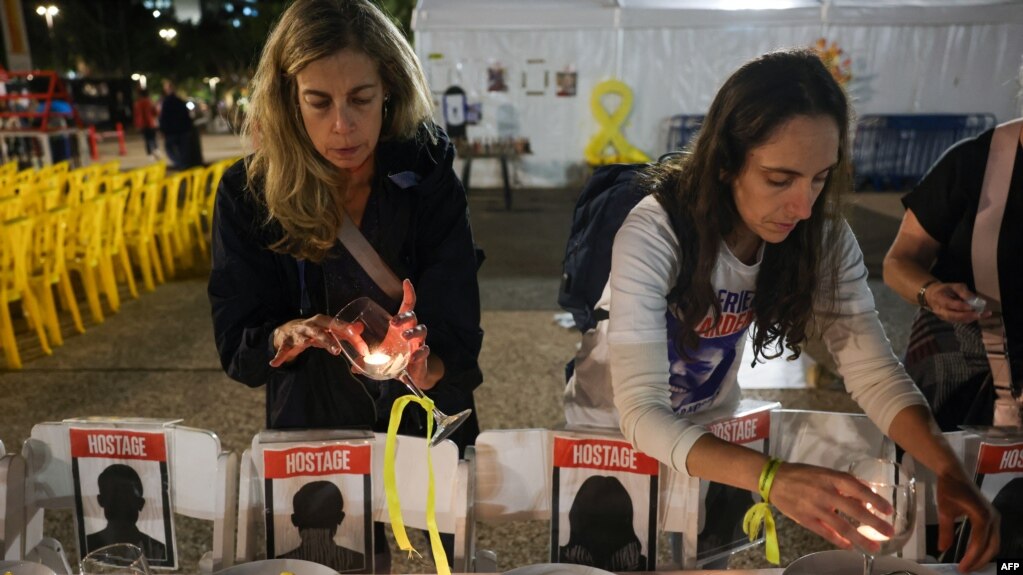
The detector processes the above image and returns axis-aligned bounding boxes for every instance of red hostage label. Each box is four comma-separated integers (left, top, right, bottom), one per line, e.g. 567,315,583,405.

69,428,167,462
705,410,770,445
264,445,371,479
977,441,1023,474
554,437,659,475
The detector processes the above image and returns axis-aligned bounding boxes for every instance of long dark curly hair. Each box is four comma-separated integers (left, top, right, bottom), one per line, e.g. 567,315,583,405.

649,48,852,362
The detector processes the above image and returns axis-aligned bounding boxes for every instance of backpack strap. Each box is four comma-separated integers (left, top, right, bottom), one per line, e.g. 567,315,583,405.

971,118,1022,424
337,210,404,303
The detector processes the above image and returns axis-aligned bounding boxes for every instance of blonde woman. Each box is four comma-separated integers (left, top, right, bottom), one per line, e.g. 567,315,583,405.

209,0,483,452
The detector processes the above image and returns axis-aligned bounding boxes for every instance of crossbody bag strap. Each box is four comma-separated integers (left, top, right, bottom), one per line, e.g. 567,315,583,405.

972,118,1022,423
337,210,404,302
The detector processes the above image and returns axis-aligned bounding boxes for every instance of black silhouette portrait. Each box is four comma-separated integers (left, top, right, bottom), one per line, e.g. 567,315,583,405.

279,481,366,572
85,464,167,561
992,477,1023,556
558,475,646,571
698,481,753,557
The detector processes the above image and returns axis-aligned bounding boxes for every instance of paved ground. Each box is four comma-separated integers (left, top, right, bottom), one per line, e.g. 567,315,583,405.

0,129,918,573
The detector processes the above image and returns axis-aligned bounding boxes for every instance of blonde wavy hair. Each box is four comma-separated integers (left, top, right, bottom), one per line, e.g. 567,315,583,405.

242,0,434,262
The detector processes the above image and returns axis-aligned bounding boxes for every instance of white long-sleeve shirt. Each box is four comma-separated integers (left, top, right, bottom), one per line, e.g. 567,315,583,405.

607,196,926,475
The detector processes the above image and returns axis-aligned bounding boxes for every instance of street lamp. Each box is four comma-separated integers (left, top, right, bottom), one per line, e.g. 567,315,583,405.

35,5,60,68
158,28,177,42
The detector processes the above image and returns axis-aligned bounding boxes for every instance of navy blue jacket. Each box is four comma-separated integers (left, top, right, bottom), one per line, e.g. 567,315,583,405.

208,126,483,440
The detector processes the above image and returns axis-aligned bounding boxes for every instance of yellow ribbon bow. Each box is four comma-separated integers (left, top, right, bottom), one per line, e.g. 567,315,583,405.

742,457,782,565
383,394,451,575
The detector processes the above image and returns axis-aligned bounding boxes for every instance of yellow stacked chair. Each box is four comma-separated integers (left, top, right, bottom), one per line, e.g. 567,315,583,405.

100,185,138,300
65,193,115,324
0,216,52,368
0,158,198,369
123,179,165,292
28,205,85,344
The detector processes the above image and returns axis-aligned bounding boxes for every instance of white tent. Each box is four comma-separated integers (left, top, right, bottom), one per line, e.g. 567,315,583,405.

412,0,1023,187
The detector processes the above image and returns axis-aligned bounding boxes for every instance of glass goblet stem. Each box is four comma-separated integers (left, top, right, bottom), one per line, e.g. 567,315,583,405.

398,369,446,422
397,369,472,446
862,553,874,575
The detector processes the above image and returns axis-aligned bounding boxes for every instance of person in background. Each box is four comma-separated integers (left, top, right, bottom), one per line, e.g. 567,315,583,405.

208,0,483,460
883,120,1022,429
601,48,998,571
134,86,159,159
158,79,195,169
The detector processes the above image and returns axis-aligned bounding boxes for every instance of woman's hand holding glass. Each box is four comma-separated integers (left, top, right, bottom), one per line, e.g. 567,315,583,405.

330,280,470,446
379,280,433,389
766,462,897,554
268,280,430,379
844,459,916,575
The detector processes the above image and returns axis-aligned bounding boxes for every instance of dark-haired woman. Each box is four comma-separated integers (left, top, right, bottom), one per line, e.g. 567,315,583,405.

607,48,998,571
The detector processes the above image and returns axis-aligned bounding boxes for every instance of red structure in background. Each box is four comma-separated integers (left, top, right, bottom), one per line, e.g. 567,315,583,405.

0,67,84,130
0,67,126,166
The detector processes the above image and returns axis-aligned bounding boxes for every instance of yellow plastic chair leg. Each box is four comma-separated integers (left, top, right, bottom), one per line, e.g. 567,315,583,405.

118,249,139,299
159,234,176,279
79,268,105,324
21,290,51,356
36,282,63,347
149,242,165,284
58,274,85,333
0,300,22,369
135,244,156,292
98,257,120,313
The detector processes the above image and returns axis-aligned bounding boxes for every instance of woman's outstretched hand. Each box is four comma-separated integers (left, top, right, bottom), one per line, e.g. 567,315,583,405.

768,462,896,553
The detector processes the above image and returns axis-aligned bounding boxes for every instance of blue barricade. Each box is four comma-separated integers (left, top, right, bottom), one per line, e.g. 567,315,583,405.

852,113,997,190
666,114,705,152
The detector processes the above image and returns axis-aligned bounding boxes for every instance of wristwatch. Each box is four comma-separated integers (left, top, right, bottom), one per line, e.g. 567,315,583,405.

916,279,939,310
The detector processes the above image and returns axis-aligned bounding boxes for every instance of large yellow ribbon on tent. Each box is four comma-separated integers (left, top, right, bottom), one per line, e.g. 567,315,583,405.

584,79,651,166
383,394,451,575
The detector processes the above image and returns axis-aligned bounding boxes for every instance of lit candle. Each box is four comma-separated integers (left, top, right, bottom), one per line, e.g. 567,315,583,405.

364,352,390,366
857,525,890,542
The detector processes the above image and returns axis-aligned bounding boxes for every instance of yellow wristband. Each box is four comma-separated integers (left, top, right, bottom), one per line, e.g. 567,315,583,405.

758,457,782,503
743,457,783,565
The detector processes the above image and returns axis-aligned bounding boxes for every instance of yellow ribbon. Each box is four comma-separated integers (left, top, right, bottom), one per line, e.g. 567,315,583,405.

383,394,451,575
742,457,782,565
584,79,651,166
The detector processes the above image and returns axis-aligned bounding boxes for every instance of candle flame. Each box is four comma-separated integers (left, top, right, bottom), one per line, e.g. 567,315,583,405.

364,352,390,366
857,525,890,542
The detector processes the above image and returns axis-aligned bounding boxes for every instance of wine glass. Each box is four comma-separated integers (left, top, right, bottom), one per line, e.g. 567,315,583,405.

80,543,151,575
846,458,916,575
331,296,472,447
